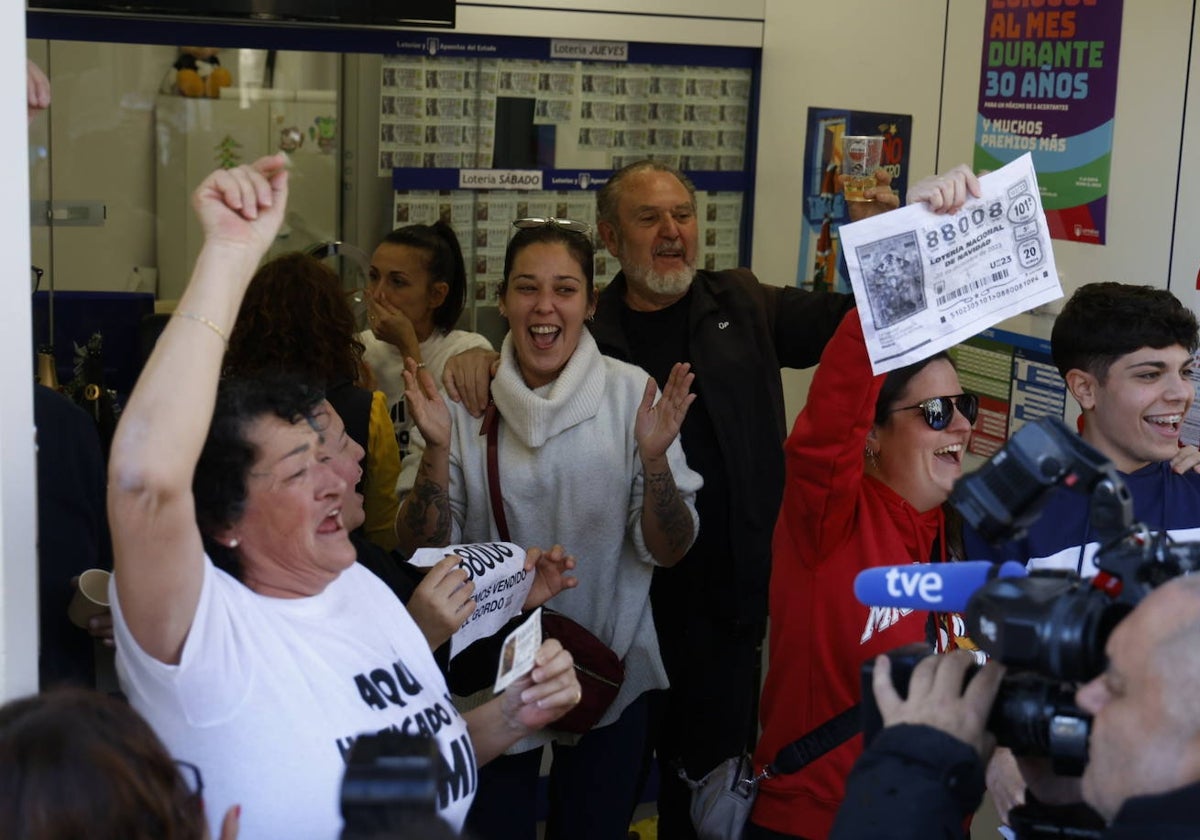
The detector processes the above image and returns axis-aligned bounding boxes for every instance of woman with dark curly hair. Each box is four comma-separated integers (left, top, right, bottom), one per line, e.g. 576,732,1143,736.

361,222,492,460
108,156,581,838
0,687,236,840
224,251,401,551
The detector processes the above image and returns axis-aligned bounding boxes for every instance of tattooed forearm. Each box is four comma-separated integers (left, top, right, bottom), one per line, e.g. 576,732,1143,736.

397,453,451,550
643,465,694,565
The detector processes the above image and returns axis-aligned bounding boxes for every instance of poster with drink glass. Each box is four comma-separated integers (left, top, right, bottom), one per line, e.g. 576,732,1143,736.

795,107,912,294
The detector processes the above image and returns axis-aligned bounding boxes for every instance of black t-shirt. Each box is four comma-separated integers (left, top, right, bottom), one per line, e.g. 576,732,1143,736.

620,292,734,627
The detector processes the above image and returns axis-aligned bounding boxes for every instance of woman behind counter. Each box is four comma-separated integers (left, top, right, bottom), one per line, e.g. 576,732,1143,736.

107,155,581,839
397,218,703,840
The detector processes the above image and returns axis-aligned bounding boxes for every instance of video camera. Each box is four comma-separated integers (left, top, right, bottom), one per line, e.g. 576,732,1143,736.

340,731,448,840
861,417,1200,775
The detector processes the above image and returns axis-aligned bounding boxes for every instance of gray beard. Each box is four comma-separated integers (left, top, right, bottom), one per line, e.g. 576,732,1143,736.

625,261,695,298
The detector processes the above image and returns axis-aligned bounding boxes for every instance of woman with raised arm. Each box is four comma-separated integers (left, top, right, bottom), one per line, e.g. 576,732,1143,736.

749,165,984,840
396,219,703,840
107,155,580,839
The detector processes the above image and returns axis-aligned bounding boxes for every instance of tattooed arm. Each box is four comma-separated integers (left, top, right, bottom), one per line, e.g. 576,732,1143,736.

394,358,453,552
634,364,698,567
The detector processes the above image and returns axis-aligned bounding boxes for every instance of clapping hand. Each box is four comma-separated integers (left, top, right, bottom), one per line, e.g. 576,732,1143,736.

635,363,696,461
871,649,1005,760
402,356,452,449
522,545,578,609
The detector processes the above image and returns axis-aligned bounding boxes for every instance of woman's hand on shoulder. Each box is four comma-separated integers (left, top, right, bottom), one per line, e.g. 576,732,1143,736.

192,154,289,253
443,348,502,418
635,363,696,462
402,356,452,448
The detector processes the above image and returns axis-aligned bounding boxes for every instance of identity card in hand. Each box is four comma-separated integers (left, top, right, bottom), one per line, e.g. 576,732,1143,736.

839,152,1063,374
494,607,542,693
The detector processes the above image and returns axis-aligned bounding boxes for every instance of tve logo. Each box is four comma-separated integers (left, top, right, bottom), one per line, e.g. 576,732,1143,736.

884,567,945,604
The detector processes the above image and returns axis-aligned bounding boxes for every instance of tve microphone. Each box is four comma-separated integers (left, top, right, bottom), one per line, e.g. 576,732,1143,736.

853,560,1029,612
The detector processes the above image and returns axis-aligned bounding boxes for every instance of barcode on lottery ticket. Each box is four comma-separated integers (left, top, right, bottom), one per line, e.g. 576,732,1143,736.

935,269,1010,306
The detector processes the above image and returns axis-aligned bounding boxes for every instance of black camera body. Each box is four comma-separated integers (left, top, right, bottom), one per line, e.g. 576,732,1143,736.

865,418,1200,771
340,731,439,839
862,643,1089,774
953,418,1200,692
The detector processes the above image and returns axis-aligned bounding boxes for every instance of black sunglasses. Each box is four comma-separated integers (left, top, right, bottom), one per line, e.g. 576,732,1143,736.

512,217,593,236
889,393,979,430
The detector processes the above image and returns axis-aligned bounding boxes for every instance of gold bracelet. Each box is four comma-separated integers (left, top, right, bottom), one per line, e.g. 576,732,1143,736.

173,310,229,345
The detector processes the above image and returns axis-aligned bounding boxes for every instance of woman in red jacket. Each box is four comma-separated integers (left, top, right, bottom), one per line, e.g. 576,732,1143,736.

748,166,983,840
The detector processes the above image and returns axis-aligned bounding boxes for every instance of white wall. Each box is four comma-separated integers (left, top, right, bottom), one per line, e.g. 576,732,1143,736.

2,14,38,699
753,0,951,420
1172,3,1200,311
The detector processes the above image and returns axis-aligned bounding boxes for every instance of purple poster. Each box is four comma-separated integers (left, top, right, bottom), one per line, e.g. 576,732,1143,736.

974,0,1124,245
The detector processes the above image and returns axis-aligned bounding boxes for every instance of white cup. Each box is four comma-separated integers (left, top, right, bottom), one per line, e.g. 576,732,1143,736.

68,568,111,629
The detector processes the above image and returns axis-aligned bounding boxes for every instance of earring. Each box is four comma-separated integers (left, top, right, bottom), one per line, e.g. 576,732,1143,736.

228,538,239,548
864,446,880,470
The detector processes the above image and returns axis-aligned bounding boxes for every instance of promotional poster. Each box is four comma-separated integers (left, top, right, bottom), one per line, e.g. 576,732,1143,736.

973,0,1124,244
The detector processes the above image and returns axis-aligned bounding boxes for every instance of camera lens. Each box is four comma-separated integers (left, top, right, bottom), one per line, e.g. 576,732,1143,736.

988,672,1090,775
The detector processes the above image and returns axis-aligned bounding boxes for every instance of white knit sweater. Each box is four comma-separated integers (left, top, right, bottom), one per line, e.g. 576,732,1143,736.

405,330,702,745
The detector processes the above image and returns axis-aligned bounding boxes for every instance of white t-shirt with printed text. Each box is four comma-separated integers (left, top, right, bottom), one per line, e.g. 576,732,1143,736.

112,560,475,839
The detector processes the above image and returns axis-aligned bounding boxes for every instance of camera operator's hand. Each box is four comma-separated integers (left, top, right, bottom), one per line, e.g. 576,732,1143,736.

872,650,1005,759
985,747,1026,825
1016,755,1084,807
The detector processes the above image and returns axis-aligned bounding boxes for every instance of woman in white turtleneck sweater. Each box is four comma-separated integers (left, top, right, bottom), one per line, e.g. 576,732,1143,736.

396,219,702,840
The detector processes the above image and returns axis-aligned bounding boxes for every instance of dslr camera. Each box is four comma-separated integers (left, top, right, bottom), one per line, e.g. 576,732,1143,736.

865,418,1200,834
340,731,445,840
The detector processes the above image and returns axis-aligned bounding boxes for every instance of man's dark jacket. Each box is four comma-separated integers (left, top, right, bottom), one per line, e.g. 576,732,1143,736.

589,267,853,623
831,723,1200,840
